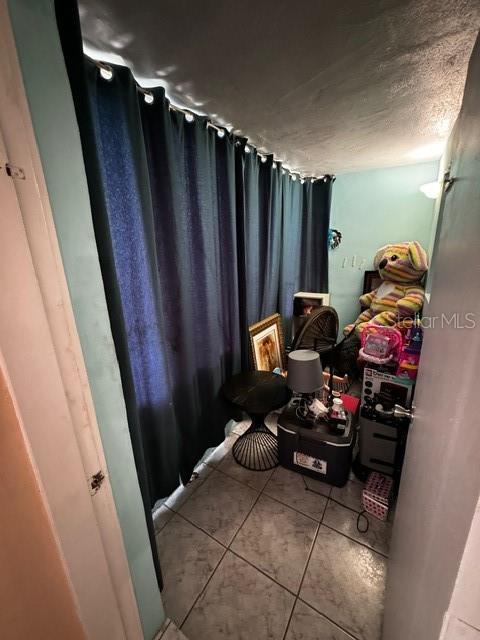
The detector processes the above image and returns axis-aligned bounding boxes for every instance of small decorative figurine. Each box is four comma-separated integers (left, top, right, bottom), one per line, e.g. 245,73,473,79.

328,228,342,250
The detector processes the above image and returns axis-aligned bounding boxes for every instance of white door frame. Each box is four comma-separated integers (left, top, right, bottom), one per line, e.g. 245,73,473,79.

0,3,143,638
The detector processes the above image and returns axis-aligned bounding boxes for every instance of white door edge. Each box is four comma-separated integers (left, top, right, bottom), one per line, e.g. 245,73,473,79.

0,2,143,638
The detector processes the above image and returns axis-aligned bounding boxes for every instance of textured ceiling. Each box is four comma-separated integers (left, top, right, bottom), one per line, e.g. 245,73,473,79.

79,0,480,175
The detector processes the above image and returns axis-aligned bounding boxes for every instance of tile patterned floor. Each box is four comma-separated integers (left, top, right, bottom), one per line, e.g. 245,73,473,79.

158,619,189,640
154,416,390,640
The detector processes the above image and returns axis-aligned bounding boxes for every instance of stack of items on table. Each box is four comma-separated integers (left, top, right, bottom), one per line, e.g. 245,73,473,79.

356,321,424,517
277,350,360,489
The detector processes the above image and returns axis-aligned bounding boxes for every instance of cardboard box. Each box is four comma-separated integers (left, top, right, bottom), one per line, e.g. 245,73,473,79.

362,367,414,410
362,472,393,521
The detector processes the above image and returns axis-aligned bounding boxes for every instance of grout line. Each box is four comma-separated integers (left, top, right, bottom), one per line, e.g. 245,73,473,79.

159,428,266,521
281,599,298,640
298,494,329,595
160,434,271,629
208,466,261,492
282,495,329,640
291,494,385,640
227,547,298,598
212,452,332,523
213,461,274,492
457,618,480,634
171,473,322,602
179,545,229,630
169,465,255,523
280,526,319,640
161,488,387,591
157,465,388,561
160,465,387,567
156,512,229,630
321,493,330,522
155,618,171,640
159,440,388,637
261,488,328,523
226,477,305,598
321,521,389,559
179,487,265,630
174,510,227,550
227,487,264,548
176,490,302,605
296,597,361,640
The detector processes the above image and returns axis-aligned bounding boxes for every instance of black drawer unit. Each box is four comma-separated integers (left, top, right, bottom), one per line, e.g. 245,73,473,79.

358,408,410,477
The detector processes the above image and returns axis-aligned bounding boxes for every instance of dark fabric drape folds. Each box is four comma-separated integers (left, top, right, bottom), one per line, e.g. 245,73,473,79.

86,64,181,497
300,181,332,292
54,0,165,590
55,0,331,590
139,89,241,480
234,151,332,361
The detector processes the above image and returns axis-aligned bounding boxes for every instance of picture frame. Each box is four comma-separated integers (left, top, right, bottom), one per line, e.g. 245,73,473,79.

362,270,383,310
248,313,285,371
292,291,331,339
363,270,382,295
293,291,330,315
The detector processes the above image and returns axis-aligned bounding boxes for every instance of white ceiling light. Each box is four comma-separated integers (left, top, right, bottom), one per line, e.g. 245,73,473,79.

244,145,251,153
185,112,194,122
408,141,446,161
420,181,441,199
217,129,225,138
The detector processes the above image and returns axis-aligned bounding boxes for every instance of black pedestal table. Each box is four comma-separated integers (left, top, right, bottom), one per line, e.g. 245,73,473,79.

222,371,291,471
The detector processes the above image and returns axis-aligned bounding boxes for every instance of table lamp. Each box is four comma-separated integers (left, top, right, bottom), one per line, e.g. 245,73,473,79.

287,350,326,420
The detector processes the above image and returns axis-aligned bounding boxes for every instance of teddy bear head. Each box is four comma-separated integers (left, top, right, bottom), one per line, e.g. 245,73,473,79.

373,241,429,283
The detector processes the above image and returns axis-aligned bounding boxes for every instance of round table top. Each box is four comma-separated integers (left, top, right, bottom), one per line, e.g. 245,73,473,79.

222,370,291,415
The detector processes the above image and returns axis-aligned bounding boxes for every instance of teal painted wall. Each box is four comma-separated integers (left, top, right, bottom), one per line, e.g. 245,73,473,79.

7,1,165,637
329,161,439,334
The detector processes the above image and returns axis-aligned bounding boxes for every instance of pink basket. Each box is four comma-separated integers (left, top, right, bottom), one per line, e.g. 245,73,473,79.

362,472,393,521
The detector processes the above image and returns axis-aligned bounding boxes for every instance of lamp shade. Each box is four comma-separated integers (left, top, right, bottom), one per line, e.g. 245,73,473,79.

287,350,323,393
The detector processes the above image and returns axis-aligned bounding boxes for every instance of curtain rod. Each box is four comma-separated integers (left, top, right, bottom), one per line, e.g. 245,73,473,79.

94,60,334,183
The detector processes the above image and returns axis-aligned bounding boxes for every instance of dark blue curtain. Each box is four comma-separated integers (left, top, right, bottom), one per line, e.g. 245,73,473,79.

63,57,332,498
56,0,331,590
236,150,330,360
89,72,332,491
139,88,241,481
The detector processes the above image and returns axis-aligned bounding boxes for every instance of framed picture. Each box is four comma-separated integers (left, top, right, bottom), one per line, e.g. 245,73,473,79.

292,291,330,339
363,270,382,295
362,270,383,310
248,313,285,371
293,291,330,314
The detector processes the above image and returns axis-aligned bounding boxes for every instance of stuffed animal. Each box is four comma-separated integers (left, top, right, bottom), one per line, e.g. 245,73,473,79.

344,241,428,335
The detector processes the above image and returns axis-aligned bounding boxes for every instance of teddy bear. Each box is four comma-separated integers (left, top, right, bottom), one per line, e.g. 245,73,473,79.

344,241,429,335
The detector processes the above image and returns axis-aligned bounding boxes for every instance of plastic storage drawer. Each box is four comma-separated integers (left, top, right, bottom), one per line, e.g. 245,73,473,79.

277,405,355,487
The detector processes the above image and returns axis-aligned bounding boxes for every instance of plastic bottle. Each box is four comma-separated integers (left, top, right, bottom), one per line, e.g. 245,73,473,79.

331,397,347,425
